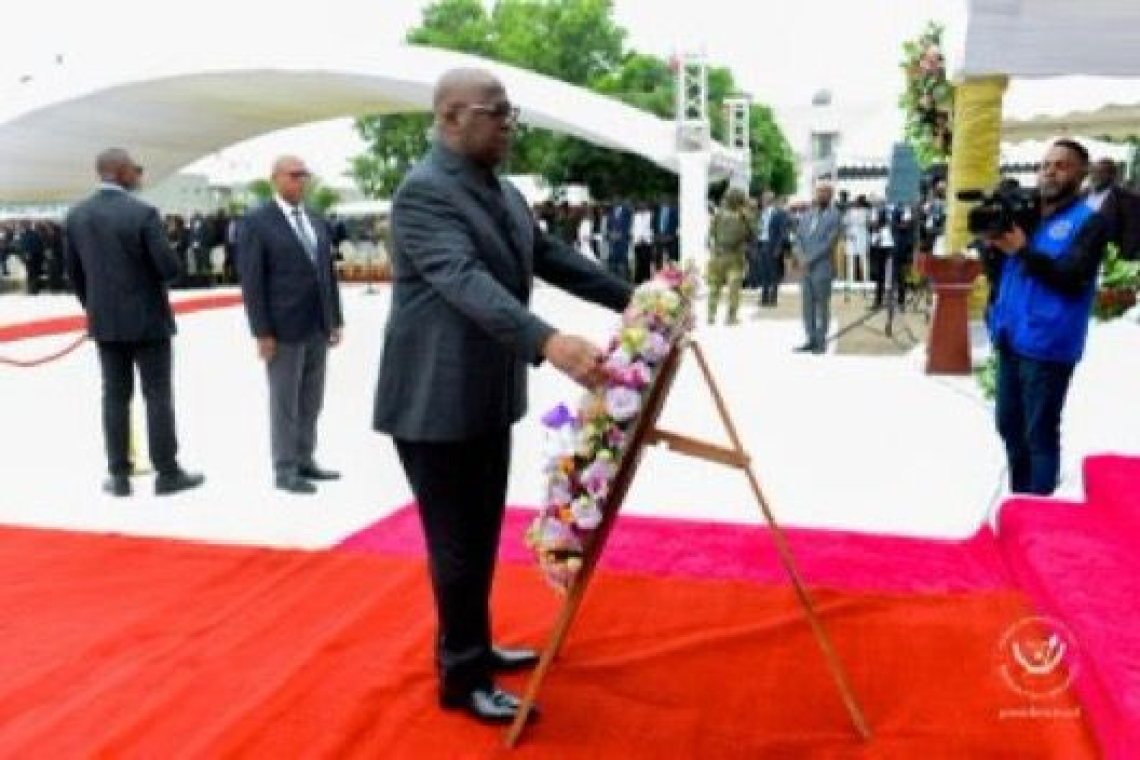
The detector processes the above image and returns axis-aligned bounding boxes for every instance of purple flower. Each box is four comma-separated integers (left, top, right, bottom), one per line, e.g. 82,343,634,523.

644,331,670,362
542,403,577,429
581,458,616,498
572,496,604,530
604,386,642,422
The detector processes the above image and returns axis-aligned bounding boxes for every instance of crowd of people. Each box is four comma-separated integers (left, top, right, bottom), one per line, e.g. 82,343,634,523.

0,220,67,294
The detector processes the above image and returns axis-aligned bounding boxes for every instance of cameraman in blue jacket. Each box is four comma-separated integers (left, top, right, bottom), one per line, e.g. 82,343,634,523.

982,139,1108,495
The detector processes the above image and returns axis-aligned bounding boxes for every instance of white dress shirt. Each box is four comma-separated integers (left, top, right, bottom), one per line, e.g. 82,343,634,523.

275,194,319,258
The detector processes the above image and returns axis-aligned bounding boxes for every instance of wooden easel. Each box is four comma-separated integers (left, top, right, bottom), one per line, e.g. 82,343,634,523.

504,334,872,747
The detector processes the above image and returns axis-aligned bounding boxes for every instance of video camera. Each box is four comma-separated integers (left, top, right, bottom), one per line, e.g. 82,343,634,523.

957,179,1040,236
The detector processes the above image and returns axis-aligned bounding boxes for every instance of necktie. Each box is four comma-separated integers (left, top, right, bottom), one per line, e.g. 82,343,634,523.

291,207,316,262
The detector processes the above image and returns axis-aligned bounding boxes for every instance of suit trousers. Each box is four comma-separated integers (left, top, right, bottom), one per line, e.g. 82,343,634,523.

96,339,178,477
267,335,328,478
394,429,512,692
757,242,783,304
800,260,833,347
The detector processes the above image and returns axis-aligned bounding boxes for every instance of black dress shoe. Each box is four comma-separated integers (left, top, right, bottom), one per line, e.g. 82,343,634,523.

103,476,131,497
154,470,205,496
298,464,340,481
489,646,540,672
276,475,317,494
440,685,534,724
794,342,815,352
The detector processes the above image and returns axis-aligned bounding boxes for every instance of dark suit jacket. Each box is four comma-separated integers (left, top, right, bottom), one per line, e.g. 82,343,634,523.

373,142,631,442
236,201,344,343
1097,186,1140,260
890,204,919,261
760,207,790,254
64,187,180,342
653,204,679,240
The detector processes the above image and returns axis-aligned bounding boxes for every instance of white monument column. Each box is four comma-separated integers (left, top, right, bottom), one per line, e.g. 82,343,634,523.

674,51,712,269
679,150,711,268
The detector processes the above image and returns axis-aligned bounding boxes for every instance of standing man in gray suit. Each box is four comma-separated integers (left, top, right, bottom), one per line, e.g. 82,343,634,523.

374,68,631,725
65,148,204,497
238,156,344,495
794,183,842,354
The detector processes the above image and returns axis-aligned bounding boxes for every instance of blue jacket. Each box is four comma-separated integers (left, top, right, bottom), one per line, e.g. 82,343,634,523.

986,198,1107,364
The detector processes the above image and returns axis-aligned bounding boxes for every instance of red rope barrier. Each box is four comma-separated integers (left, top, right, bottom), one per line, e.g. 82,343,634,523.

0,334,88,368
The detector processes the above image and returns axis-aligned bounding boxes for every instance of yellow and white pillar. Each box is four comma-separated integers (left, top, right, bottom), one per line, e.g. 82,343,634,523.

945,74,1009,255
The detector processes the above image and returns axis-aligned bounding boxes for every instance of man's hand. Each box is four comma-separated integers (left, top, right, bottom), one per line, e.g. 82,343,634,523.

257,336,277,361
988,225,1027,256
543,333,607,388
329,328,343,348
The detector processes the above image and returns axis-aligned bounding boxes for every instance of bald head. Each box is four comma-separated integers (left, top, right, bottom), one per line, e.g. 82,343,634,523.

432,67,515,168
433,68,502,115
270,155,311,205
96,147,142,191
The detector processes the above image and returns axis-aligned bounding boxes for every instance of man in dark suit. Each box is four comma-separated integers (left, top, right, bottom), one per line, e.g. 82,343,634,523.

374,68,631,724
605,199,633,280
64,148,204,497
18,222,45,295
653,195,679,270
756,192,791,307
237,155,344,495
1087,158,1140,260
887,201,919,309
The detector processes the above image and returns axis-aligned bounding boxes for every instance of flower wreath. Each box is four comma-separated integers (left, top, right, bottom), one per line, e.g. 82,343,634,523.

525,263,699,592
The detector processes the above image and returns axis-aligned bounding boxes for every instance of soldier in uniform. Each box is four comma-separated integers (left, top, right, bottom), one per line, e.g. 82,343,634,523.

706,187,754,325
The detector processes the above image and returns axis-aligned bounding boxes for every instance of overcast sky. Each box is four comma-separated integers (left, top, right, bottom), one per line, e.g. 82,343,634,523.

4,0,1134,185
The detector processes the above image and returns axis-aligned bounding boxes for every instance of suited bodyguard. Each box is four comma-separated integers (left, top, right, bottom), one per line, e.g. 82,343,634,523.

374,68,631,725
237,156,344,494
64,148,204,497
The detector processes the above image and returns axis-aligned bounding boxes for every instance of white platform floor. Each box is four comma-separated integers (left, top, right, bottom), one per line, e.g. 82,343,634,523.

1,285,1137,550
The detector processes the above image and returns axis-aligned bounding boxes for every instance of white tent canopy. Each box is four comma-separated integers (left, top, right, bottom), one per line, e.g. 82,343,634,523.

0,44,744,203
961,0,1140,79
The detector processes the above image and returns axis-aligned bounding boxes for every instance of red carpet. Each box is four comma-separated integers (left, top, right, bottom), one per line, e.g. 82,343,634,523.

0,526,1097,758
0,292,243,343
997,454,1140,760
340,505,1009,594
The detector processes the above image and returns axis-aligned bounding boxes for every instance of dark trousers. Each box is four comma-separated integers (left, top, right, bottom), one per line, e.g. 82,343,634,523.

96,340,178,477
757,242,783,304
633,242,654,284
606,241,631,282
995,344,1076,495
394,429,512,692
871,246,906,307
656,238,679,265
267,336,328,479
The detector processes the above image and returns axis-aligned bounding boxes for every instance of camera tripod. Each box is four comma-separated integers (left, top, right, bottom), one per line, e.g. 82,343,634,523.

827,252,928,348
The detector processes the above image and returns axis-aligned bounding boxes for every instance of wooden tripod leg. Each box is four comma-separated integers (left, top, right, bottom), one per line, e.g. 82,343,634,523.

504,572,587,747
689,342,872,741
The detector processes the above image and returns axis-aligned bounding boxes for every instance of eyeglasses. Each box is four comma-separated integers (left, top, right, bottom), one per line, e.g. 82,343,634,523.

285,170,311,180
461,101,520,122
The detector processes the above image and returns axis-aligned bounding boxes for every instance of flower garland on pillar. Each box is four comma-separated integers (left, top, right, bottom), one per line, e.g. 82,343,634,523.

900,22,954,168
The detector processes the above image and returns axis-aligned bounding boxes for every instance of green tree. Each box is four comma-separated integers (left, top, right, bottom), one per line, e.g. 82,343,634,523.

351,0,796,200
244,176,341,213
247,178,273,203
